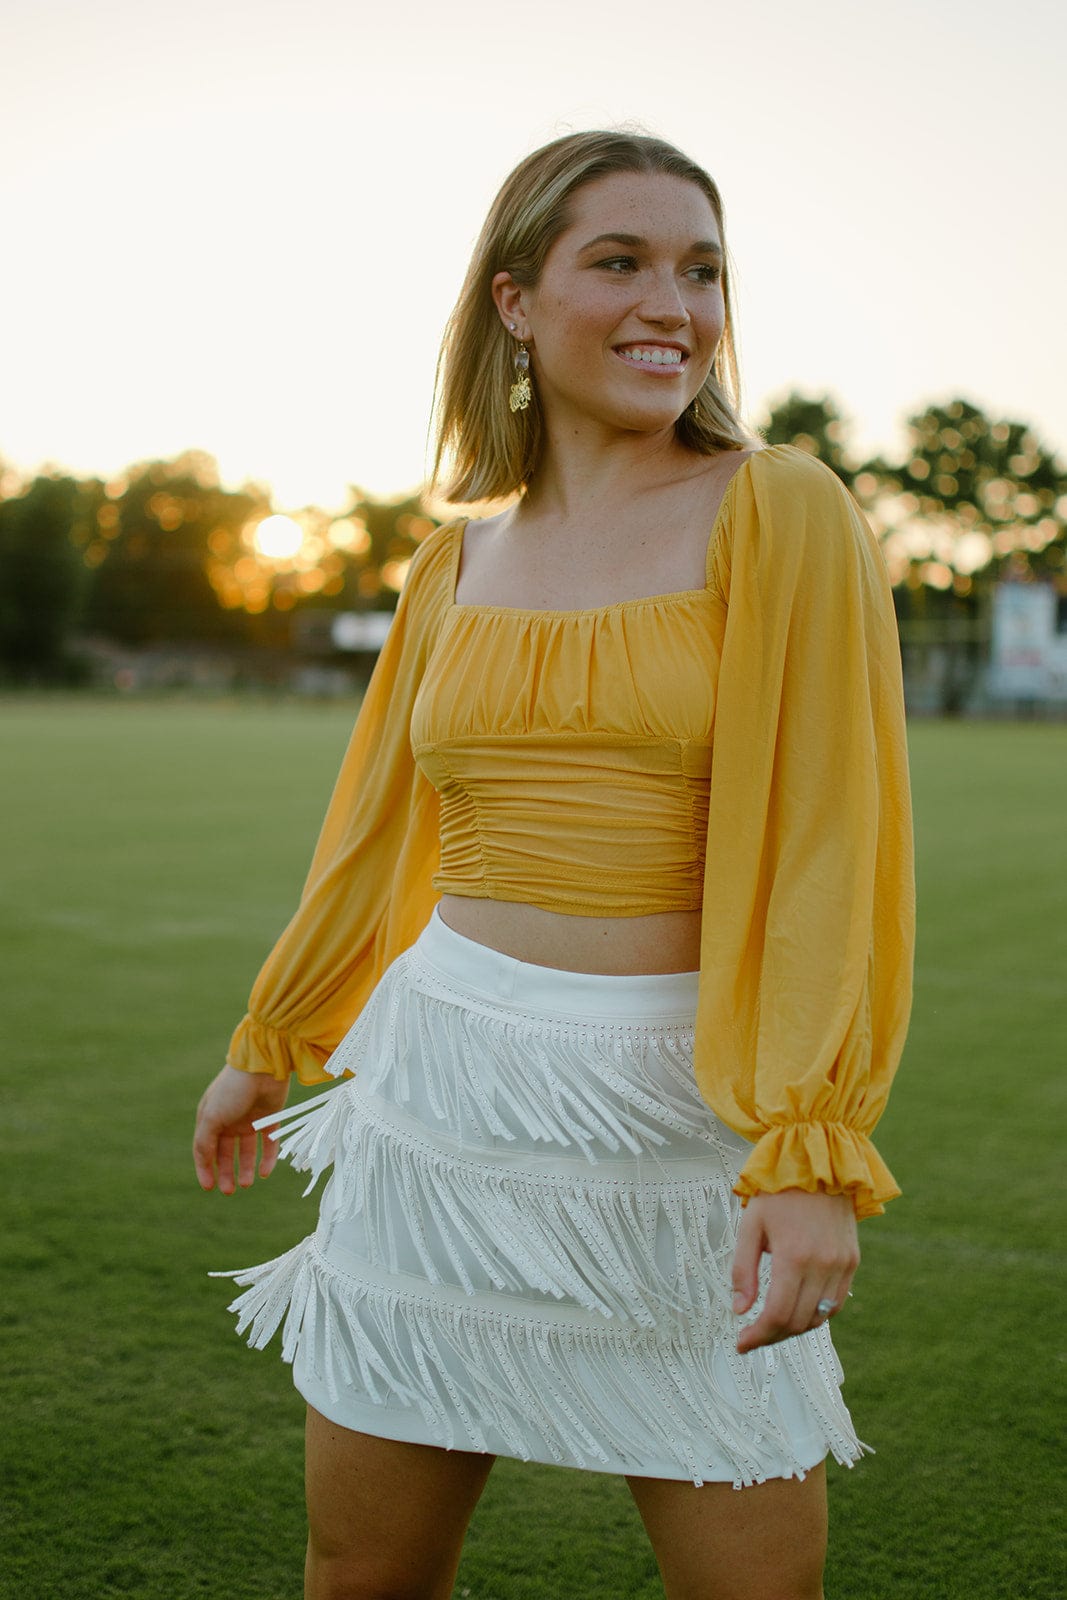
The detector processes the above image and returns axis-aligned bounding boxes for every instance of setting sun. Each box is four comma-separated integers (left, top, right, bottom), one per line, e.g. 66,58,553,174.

253,514,303,560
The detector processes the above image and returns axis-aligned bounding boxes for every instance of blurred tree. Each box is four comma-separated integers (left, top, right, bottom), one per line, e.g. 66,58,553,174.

760,391,859,490
758,392,1067,713
0,454,27,501
0,474,86,682
281,491,440,618
82,452,268,644
340,490,439,608
864,398,1066,595
862,399,1066,713
1,400,1060,698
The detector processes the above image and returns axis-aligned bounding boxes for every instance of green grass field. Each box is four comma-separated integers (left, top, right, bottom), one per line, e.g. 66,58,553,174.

1,700,1064,1600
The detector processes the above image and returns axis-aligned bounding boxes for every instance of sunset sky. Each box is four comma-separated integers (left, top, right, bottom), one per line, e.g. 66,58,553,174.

2,0,1063,511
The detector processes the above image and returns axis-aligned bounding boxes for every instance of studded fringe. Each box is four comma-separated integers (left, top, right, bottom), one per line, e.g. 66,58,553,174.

220,1234,860,1488
214,943,868,1487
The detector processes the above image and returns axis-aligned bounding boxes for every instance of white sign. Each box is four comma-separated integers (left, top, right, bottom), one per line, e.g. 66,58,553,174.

330,612,394,652
989,583,1058,699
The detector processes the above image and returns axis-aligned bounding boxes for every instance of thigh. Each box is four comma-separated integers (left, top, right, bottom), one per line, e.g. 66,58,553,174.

626,1461,828,1600
304,1405,495,1600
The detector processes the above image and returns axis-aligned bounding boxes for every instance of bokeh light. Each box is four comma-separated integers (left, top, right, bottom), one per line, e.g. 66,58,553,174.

253,514,303,560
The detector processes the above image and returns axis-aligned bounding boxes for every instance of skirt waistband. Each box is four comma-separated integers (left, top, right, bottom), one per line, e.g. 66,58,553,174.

415,906,699,1022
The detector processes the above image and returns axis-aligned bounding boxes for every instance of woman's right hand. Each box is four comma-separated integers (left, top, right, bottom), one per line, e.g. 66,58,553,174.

193,1064,290,1194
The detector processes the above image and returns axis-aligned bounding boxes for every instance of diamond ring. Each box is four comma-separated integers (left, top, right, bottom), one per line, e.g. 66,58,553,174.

815,1298,837,1316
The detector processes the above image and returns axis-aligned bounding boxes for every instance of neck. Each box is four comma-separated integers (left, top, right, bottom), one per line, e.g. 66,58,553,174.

518,413,700,523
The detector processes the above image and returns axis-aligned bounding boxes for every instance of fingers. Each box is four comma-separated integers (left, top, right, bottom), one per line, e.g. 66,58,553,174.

258,1128,280,1181
794,1274,844,1337
192,1065,290,1194
732,1190,860,1354
216,1133,237,1195
737,1258,856,1352
812,1262,859,1329
736,1265,804,1354
237,1129,258,1189
216,1130,260,1193
192,1085,218,1191
193,1122,273,1194
192,1130,217,1192
730,1203,765,1317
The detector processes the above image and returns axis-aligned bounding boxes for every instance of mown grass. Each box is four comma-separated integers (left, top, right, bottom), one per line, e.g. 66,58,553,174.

1,701,1063,1599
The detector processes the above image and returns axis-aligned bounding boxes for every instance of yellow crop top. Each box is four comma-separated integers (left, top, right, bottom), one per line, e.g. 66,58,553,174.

225,445,915,1220
410,577,718,915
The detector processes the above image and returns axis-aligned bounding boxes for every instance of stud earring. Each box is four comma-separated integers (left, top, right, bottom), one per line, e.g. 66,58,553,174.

509,341,531,413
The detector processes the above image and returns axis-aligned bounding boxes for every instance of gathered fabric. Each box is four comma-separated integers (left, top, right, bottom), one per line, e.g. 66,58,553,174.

410,594,717,916
223,445,915,1219
216,911,865,1487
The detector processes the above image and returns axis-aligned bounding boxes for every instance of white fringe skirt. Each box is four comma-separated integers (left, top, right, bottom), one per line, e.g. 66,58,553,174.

215,908,865,1488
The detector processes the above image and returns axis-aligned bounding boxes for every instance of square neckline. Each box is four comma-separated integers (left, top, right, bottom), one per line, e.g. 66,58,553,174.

448,448,760,618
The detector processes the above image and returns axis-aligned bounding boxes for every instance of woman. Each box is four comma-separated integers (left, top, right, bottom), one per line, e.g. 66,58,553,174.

194,130,914,1600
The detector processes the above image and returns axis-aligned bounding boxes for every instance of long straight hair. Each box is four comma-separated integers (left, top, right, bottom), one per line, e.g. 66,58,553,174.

431,131,753,504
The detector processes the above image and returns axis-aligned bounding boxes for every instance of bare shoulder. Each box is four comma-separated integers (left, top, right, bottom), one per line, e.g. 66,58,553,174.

693,441,767,517
722,441,767,479
452,504,520,604
460,505,513,548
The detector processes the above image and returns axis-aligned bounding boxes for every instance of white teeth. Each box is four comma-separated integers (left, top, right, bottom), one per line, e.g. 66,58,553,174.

620,346,682,366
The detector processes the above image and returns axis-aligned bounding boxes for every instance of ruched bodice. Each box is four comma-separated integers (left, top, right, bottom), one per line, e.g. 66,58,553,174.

410,592,721,914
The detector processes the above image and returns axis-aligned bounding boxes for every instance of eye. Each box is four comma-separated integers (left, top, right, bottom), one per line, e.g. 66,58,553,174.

596,255,639,274
687,263,722,284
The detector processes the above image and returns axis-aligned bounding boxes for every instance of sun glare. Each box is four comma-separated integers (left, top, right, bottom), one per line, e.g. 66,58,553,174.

254,514,303,560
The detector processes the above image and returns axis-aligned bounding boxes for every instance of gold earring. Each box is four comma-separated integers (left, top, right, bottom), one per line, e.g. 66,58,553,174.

509,342,531,413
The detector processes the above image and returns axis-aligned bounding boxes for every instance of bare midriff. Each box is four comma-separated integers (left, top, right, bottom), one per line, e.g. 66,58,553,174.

437,895,703,976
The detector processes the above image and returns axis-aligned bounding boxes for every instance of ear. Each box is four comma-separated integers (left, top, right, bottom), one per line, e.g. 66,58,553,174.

491,271,531,339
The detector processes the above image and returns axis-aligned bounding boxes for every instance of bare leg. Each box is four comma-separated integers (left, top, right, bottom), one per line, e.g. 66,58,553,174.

627,1461,828,1600
304,1405,495,1600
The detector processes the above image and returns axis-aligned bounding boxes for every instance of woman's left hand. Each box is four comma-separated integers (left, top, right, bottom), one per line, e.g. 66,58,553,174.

731,1189,859,1353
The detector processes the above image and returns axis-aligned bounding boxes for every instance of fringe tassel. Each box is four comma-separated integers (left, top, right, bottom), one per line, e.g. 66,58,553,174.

215,1236,865,1489
253,1083,354,1197
218,948,867,1488
389,976,719,1157
321,1102,740,1326
262,952,741,1161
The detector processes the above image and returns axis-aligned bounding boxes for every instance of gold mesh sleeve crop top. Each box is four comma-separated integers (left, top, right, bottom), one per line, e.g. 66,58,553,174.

225,446,915,1220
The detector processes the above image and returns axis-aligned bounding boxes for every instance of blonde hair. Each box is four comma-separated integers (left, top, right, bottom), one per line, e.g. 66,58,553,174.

431,130,753,504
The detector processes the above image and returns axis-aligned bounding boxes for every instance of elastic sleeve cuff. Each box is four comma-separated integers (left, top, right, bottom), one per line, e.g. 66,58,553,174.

733,1121,901,1221
225,1014,336,1086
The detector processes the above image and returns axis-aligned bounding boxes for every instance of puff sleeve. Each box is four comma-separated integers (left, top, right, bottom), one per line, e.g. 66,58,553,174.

225,523,458,1084
695,447,915,1220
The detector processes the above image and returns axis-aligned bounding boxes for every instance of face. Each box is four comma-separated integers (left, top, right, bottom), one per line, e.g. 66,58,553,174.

495,170,726,437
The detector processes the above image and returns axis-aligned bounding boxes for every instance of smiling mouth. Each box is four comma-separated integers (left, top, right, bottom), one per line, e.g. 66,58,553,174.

614,344,688,371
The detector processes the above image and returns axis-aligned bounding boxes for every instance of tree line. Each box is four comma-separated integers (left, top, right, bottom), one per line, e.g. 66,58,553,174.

0,395,1063,684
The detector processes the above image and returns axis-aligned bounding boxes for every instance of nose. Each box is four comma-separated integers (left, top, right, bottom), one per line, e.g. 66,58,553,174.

639,269,690,327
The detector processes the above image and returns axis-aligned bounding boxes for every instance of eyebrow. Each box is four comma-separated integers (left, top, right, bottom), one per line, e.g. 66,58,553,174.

578,232,723,260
